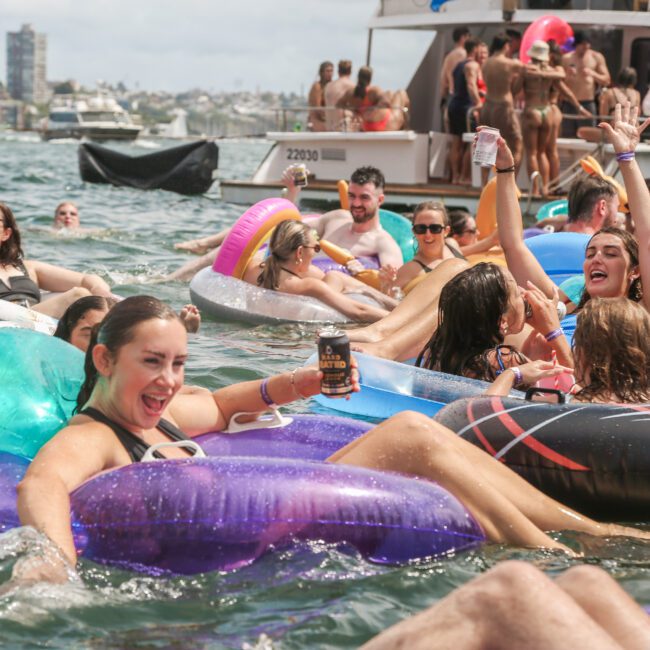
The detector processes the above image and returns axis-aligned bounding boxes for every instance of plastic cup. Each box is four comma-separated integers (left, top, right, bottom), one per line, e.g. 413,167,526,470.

473,127,500,168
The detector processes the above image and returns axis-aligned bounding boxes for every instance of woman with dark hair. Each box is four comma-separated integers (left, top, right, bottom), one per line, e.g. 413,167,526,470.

600,68,641,117
447,209,500,257
256,220,394,322
15,295,648,584
494,103,650,314
53,295,117,351
308,61,333,132
336,66,409,132
0,203,112,319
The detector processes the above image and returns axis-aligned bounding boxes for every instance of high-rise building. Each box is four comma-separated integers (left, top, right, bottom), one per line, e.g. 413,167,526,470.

6,24,47,104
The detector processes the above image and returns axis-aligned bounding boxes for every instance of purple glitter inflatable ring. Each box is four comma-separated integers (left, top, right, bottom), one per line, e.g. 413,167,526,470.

69,456,485,575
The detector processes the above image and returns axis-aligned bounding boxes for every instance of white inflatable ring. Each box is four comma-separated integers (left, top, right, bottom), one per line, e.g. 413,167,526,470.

213,198,301,279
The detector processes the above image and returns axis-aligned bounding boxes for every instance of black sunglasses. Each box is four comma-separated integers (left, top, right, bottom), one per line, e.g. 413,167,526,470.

413,223,445,235
304,244,321,253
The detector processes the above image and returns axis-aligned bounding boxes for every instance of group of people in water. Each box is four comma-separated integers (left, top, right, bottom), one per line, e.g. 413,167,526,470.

2,100,650,643
307,59,409,132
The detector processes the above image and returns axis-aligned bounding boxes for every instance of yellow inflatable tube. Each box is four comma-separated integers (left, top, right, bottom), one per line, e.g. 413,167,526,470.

319,239,381,290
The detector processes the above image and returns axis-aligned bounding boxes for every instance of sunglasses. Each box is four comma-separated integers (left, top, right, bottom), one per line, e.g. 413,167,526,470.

492,344,527,376
304,244,321,253
462,228,478,235
413,223,445,235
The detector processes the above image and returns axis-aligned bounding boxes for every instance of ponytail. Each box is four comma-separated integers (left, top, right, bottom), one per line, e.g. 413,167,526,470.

354,66,372,99
256,221,312,290
75,324,101,413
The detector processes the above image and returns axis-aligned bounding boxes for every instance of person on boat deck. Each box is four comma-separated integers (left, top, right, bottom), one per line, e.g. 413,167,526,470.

361,561,650,650
494,102,650,316
512,40,566,197
14,295,648,585
53,295,202,352
447,208,500,257
53,202,80,229
336,66,409,133
170,165,404,283
446,38,482,185
0,203,113,319
440,27,471,111
307,61,333,132
344,104,649,359
257,220,395,323
324,59,355,131
386,202,465,294
600,67,641,118
561,30,611,138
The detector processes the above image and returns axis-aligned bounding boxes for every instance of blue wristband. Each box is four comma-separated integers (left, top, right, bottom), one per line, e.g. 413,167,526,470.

510,366,523,386
260,378,277,408
615,151,635,163
545,328,564,342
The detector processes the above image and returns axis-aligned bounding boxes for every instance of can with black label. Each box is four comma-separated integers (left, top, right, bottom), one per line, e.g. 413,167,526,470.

318,327,352,396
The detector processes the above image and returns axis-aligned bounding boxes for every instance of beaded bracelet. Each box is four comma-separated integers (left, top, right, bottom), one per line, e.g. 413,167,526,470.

615,151,635,163
260,378,277,408
544,328,564,342
510,366,523,386
495,165,516,174
290,368,309,399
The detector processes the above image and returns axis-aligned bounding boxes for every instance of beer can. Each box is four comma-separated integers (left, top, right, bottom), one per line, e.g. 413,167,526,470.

318,327,352,396
292,164,308,187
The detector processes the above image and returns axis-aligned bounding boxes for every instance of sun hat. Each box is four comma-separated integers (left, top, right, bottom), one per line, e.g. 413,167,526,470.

527,40,550,62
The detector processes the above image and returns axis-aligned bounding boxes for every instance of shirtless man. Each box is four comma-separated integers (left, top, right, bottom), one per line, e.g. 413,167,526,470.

324,60,355,131
308,61,334,132
513,40,565,195
561,31,611,137
170,166,403,282
440,27,471,134
480,33,524,173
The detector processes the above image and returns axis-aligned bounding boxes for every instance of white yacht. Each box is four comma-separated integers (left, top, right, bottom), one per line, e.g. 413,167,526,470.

41,96,142,142
221,0,650,211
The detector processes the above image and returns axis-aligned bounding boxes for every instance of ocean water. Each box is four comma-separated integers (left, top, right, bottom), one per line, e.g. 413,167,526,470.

0,133,648,649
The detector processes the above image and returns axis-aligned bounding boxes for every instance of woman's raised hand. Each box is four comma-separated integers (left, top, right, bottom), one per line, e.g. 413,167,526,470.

518,359,573,386
522,281,561,335
599,102,650,154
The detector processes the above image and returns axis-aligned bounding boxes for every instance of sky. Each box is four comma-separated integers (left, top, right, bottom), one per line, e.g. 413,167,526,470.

0,1,434,94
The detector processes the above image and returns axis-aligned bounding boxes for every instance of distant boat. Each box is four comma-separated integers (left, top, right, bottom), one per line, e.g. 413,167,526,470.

78,140,219,195
41,96,142,142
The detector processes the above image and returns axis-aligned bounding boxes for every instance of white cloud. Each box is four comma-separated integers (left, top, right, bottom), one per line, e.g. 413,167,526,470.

0,1,433,93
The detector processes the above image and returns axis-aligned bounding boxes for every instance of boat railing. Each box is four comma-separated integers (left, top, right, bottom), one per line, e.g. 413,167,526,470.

270,105,409,133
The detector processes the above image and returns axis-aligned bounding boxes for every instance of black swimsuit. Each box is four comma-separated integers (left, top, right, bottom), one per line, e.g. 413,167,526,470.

0,261,41,306
413,244,465,274
81,406,194,462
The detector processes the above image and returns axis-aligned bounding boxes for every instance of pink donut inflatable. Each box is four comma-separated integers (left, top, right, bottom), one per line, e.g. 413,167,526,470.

521,16,573,64
213,199,301,279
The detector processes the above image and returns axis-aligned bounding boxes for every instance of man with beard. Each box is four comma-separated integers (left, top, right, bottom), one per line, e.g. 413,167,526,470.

170,166,403,282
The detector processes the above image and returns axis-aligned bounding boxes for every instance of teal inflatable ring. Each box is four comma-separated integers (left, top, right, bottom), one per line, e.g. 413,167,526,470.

0,328,84,459
379,209,415,263
536,199,568,222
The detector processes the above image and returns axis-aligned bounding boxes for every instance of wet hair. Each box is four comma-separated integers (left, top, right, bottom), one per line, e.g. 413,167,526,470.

448,209,473,237
53,295,117,343
0,203,24,265
453,27,471,43
490,33,510,55
413,201,449,226
416,263,511,378
573,297,650,403
354,66,373,99
350,165,385,190
573,31,590,46
75,295,182,413
338,59,352,76
257,220,313,290
617,66,637,88
464,38,480,57
54,201,78,218
577,226,642,309
567,175,617,224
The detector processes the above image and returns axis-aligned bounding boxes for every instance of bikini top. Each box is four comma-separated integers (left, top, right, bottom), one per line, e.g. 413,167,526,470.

81,406,194,462
412,244,465,273
0,260,41,306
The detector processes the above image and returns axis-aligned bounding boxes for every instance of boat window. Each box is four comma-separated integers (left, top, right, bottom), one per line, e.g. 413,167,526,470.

79,112,123,122
49,112,80,123
631,38,650,99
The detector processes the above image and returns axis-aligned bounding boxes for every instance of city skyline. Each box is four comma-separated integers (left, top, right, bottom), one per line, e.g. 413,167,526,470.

0,1,433,95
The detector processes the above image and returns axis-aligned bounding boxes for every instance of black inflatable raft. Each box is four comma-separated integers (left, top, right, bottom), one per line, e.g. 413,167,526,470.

78,140,219,195
435,396,650,520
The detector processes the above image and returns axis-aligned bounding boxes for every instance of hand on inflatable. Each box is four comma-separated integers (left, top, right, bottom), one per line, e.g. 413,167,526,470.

345,259,366,275
599,102,650,154
522,281,561,334
518,359,573,386
378,264,398,293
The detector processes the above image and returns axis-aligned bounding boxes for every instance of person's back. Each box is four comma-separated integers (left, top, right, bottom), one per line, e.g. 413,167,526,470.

440,27,471,99
324,60,355,130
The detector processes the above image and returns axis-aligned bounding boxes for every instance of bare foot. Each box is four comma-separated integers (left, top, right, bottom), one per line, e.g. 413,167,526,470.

174,240,211,255
345,327,383,344
351,341,393,359
179,304,201,333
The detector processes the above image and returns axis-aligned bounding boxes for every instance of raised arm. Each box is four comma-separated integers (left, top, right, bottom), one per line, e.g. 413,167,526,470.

599,103,650,311
492,133,558,298
27,260,112,296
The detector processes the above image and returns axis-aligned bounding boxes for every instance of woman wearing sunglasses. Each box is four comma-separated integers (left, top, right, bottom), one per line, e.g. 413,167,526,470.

390,202,465,293
257,220,396,322
447,208,501,258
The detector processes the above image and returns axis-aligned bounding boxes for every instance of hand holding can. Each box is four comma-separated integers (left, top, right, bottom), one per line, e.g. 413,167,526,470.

291,164,308,187
318,328,352,397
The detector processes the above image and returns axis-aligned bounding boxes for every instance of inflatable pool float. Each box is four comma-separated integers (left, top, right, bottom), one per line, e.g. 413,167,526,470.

525,232,588,285
536,199,568,222
0,299,58,335
435,395,650,519
559,275,585,306
309,352,523,420
521,16,574,65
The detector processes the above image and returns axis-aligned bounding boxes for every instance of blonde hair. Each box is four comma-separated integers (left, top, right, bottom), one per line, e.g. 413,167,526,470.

573,297,650,403
257,220,312,290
